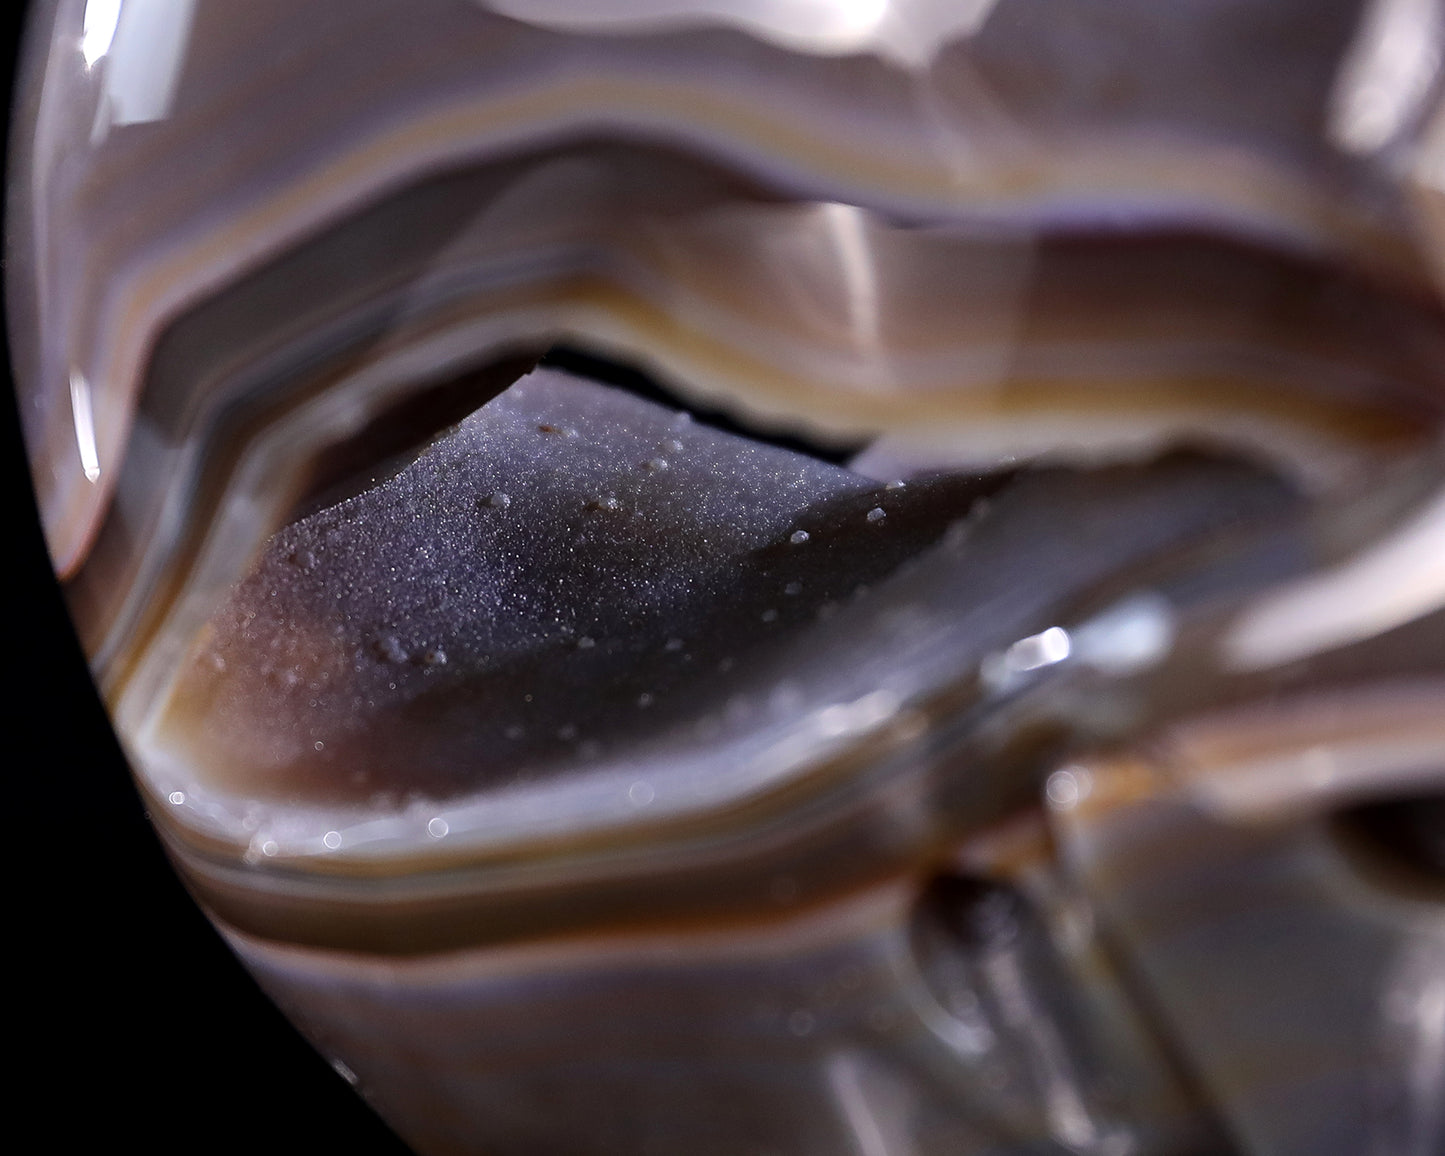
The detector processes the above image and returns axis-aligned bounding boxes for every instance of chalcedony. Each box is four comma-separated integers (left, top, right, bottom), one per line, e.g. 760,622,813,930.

8,1,1444,1153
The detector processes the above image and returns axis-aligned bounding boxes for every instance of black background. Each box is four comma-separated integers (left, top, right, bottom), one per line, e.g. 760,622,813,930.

5,6,411,1153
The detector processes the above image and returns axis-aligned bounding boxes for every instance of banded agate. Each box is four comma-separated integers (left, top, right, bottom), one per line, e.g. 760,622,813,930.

8,2,1445,1154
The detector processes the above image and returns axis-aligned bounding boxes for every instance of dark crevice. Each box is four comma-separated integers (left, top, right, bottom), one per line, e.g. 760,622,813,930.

286,349,542,524
540,344,869,467
287,341,871,533
1332,794,1445,902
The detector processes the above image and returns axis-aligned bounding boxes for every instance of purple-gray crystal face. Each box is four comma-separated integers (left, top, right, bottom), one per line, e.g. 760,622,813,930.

7,2,1445,1154
164,369,1008,805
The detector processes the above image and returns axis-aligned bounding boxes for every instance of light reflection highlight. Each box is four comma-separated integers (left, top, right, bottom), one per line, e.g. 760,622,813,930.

1070,592,1175,676
981,626,1072,691
1225,487,1445,669
1045,767,1091,812
1329,0,1443,154
80,0,121,67
484,0,999,67
88,0,197,144
1007,626,1071,673
825,1051,896,1156
818,202,882,357
68,371,101,483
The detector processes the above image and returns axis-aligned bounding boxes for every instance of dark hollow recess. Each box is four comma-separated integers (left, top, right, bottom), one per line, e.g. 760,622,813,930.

286,349,542,524
541,343,870,466
287,341,868,531
1332,793,1445,901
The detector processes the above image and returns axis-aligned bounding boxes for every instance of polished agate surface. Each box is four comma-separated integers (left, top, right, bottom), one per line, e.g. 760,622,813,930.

9,1,1445,1154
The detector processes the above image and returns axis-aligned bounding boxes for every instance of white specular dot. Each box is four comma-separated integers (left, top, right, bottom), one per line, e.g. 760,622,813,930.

167,791,185,805
1046,768,1091,811
1072,592,1175,674
427,817,449,839
1006,626,1072,673
323,830,343,850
